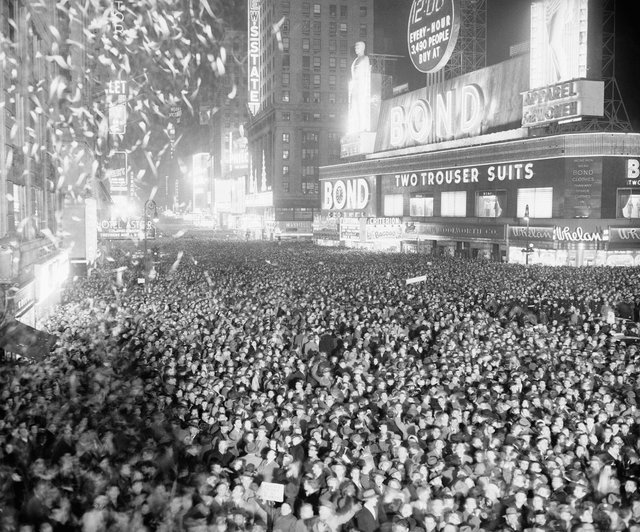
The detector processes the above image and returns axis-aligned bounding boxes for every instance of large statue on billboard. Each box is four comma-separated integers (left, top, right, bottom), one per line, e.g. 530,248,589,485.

348,41,371,134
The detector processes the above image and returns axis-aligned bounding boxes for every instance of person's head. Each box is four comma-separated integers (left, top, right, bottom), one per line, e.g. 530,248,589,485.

355,41,365,56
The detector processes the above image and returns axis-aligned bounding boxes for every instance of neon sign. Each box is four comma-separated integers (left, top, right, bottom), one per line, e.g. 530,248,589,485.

247,0,261,116
390,84,484,147
322,178,371,210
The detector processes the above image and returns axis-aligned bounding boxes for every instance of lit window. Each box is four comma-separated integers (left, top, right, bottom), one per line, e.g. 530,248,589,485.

282,149,290,160
282,90,290,103
476,191,506,218
313,3,321,14
517,187,553,218
410,195,434,217
441,191,467,217
618,188,640,218
282,132,290,143
384,194,404,217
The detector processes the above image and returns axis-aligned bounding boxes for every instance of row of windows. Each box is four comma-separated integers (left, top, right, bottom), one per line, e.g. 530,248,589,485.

383,188,553,218
383,188,640,219
280,181,320,195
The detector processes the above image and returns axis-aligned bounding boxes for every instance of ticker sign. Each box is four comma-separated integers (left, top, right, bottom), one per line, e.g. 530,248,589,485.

408,0,461,74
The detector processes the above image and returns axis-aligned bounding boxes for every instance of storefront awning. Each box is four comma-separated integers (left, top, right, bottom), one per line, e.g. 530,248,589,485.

0,320,58,361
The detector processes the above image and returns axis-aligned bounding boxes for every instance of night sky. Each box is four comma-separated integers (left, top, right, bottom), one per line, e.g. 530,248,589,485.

374,0,640,130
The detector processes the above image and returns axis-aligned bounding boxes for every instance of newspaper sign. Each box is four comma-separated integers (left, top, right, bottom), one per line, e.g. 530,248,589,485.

406,274,427,285
258,482,284,503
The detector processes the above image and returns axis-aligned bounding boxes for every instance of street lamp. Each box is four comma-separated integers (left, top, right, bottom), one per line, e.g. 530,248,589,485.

522,204,533,266
143,199,159,286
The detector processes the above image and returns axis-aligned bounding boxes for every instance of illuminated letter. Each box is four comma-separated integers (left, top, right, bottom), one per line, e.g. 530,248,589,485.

322,181,333,209
333,180,347,209
628,159,640,179
435,89,454,139
408,99,433,143
460,84,484,133
390,106,407,147
356,178,370,209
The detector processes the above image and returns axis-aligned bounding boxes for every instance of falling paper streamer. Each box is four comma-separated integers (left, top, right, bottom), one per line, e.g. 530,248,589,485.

170,251,184,273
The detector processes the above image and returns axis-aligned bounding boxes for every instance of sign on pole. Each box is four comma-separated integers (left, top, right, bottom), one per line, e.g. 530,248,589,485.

258,482,284,503
406,274,427,285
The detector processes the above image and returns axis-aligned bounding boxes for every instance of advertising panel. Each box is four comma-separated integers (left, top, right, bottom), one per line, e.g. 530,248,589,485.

376,56,528,151
340,218,364,242
98,219,155,240
529,0,590,89
522,80,604,127
407,0,461,74
405,222,506,241
105,151,128,194
247,0,261,116
106,80,128,135
313,216,340,241
564,157,602,218
365,217,403,241
609,227,640,249
321,176,376,217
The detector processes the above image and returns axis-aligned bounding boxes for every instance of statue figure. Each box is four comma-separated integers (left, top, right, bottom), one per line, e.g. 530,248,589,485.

348,41,371,134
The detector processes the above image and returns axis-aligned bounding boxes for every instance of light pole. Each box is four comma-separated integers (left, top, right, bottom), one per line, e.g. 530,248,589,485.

523,204,531,266
143,199,159,287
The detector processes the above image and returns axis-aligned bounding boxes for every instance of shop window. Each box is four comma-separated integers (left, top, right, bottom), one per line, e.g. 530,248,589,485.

410,194,434,217
617,188,640,218
441,191,467,217
384,194,404,217
517,187,553,218
476,191,506,218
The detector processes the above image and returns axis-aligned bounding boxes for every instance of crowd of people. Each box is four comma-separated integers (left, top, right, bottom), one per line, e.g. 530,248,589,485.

1,238,640,532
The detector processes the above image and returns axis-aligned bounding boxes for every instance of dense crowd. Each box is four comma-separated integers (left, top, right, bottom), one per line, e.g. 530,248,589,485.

1,239,640,532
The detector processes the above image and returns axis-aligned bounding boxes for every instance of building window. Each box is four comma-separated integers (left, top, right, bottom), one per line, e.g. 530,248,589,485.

303,73,311,88
359,24,368,40
384,194,404,217
282,132,290,143
282,149,290,160
283,165,290,176
302,20,310,34
283,181,290,192
302,3,310,15
360,6,368,16
282,20,289,35
312,91,321,103
329,75,336,88
329,40,337,52
617,188,640,218
313,55,321,68
282,90,290,103
441,191,467,217
328,92,336,104
302,148,319,160
303,131,319,143
339,39,348,53
329,56,337,69
302,113,311,121
339,23,347,34
281,0,290,13
313,3,321,15
282,55,290,69
410,194,434,217
11,183,27,230
329,21,337,37
302,166,317,177
313,21,321,34
476,191,506,218
303,91,311,103
302,181,319,195
340,5,348,17
330,4,337,17
282,37,290,51
313,113,321,121
302,38,310,51
517,187,553,218
312,74,320,86
282,72,290,85
339,58,347,69
282,112,291,121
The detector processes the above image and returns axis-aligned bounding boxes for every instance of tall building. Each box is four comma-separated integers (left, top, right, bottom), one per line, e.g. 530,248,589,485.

245,0,374,238
0,0,73,328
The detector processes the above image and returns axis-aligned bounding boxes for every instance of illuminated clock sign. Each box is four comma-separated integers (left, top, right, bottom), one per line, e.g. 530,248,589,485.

407,0,461,74
247,0,261,116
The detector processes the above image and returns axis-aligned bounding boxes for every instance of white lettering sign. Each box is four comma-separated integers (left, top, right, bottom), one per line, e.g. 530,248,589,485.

393,162,534,188
322,178,370,210
247,1,261,115
390,84,484,147
553,226,604,242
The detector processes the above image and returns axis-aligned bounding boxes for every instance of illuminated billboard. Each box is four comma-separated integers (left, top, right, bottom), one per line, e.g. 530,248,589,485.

407,0,461,74
522,79,604,127
105,151,128,195
321,176,376,217
376,56,528,151
247,0,261,116
529,0,590,89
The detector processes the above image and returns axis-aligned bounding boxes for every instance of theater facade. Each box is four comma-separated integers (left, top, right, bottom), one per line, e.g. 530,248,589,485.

317,1,640,267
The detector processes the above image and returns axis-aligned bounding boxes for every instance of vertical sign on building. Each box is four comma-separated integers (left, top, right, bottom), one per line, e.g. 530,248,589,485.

106,80,128,135
247,0,261,116
105,151,128,195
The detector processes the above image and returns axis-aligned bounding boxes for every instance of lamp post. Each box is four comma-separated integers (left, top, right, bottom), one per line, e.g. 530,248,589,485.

143,199,159,288
523,204,531,266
